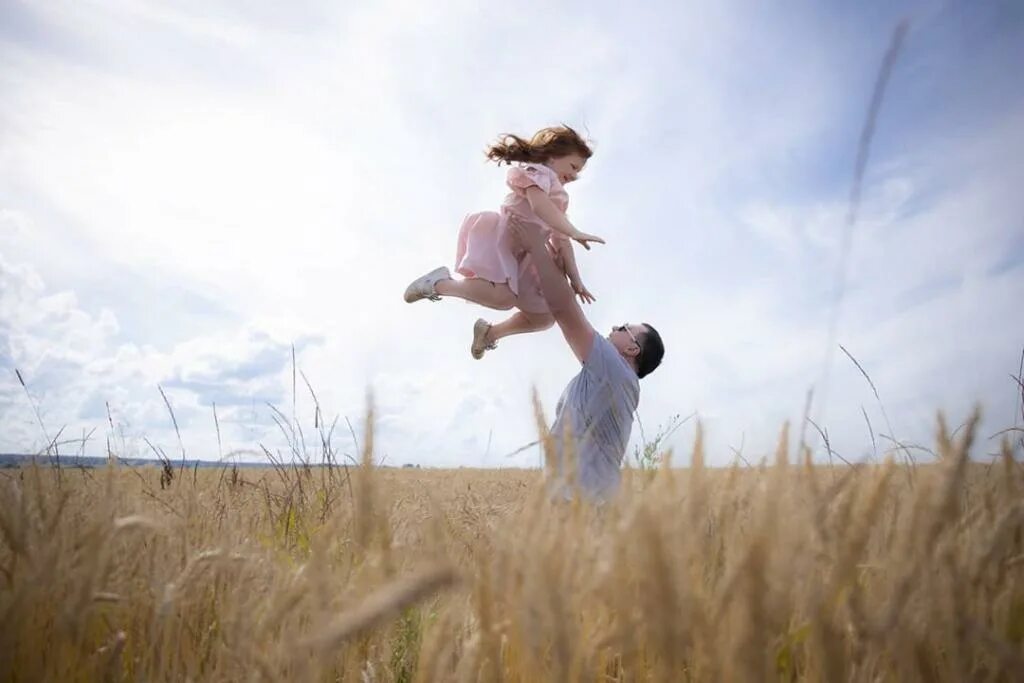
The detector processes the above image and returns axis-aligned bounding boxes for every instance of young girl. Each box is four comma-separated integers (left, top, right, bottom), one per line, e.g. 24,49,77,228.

404,125,604,359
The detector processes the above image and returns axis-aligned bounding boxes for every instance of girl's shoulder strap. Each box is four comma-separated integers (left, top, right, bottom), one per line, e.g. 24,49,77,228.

521,163,556,178
507,163,556,195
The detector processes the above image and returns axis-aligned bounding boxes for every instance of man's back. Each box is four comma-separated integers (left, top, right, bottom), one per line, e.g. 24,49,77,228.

549,334,640,500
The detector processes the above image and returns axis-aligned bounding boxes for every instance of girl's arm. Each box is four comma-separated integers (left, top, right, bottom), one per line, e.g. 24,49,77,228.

524,187,605,250
556,239,582,284
554,239,596,304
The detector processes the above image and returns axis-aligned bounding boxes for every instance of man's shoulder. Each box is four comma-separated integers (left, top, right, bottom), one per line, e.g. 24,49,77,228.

587,336,639,384
583,334,613,368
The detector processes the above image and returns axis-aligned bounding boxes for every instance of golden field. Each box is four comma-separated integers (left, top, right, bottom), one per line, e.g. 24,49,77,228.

1,410,1023,682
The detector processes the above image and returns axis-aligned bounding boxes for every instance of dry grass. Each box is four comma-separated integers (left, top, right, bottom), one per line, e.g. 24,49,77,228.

2,410,1024,682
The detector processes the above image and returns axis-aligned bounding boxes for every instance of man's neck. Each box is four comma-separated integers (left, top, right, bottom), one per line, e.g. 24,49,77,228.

620,353,639,377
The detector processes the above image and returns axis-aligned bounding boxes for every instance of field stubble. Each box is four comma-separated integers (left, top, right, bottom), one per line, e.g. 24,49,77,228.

2,409,1024,682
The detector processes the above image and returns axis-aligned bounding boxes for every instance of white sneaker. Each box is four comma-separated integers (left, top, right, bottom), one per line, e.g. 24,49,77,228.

471,318,497,360
403,266,451,303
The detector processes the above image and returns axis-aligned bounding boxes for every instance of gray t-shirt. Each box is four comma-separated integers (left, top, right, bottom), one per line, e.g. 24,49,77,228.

548,333,640,501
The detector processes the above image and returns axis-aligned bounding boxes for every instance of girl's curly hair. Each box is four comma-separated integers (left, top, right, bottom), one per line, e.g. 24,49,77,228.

485,125,593,165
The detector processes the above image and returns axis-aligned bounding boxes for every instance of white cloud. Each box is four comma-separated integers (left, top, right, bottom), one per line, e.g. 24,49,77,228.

0,212,328,459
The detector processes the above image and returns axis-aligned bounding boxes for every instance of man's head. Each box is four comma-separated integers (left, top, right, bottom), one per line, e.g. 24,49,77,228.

609,323,664,378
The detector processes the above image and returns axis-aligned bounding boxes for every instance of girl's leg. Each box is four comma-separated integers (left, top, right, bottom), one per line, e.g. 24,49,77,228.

487,311,555,343
434,277,516,310
471,310,554,359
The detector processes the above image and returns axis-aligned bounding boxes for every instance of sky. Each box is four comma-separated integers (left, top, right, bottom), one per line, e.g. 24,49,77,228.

1,0,1022,468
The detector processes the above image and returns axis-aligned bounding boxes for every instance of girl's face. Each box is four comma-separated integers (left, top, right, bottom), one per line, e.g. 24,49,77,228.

546,153,587,185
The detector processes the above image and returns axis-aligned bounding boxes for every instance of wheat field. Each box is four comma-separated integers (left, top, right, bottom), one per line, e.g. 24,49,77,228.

2,409,1023,682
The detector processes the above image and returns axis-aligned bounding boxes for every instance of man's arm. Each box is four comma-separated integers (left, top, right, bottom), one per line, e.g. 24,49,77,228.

510,216,595,363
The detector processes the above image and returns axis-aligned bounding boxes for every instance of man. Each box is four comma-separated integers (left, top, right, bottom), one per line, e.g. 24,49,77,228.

507,215,665,501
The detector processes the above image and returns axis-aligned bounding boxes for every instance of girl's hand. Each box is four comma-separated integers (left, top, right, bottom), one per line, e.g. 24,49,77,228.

572,231,606,250
573,282,596,305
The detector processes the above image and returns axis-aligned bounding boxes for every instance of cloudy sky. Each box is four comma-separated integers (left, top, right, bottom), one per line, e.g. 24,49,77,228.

1,0,1022,468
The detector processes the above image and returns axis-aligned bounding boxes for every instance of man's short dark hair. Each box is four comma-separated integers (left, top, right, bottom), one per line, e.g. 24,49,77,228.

637,323,664,379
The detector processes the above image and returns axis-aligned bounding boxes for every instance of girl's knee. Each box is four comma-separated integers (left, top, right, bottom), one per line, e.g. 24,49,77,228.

487,283,516,310
495,291,516,310
530,313,555,330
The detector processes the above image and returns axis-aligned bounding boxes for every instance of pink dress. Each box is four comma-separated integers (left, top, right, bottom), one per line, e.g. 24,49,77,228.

454,164,570,314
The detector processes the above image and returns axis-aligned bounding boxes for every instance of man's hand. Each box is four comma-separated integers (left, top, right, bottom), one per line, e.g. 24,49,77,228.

507,213,547,253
